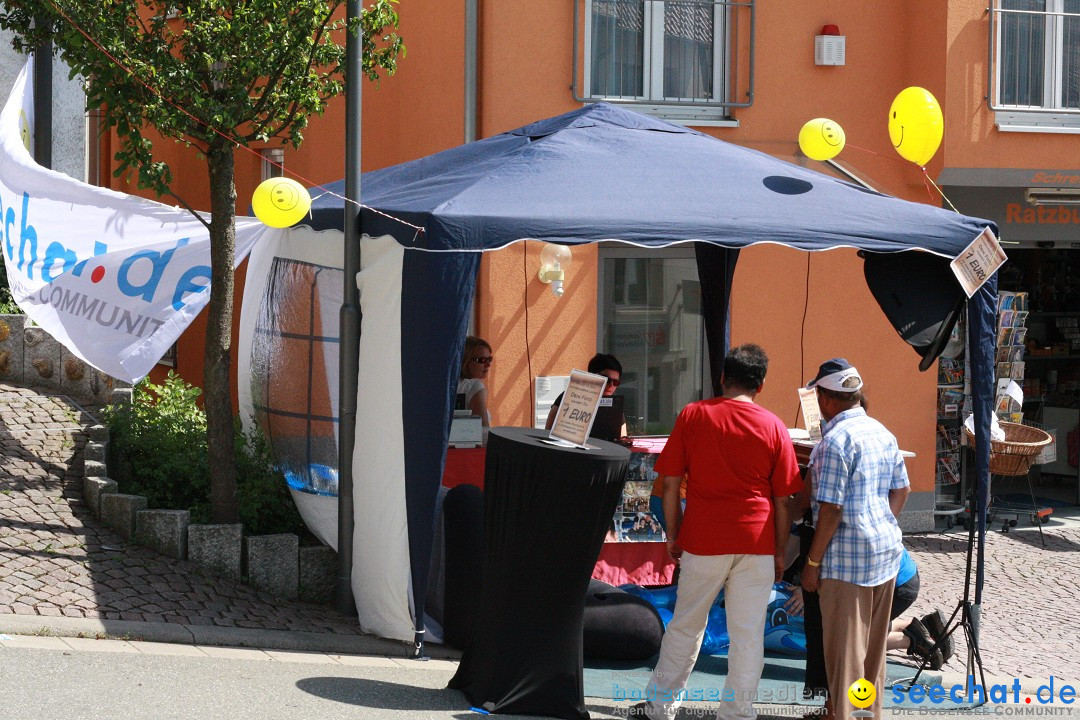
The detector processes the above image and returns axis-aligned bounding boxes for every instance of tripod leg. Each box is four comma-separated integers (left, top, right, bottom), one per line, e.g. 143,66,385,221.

1027,471,1046,547
908,602,964,688
961,602,989,704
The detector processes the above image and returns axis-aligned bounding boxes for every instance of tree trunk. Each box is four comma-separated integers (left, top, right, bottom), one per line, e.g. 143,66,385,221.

206,139,238,523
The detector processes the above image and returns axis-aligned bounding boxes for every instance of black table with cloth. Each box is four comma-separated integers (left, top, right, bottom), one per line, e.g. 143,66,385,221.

448,427,630,719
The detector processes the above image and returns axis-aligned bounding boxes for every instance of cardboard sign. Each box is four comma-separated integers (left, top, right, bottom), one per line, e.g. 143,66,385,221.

951,227,1007,298
548,369,608,447
798,387,823,440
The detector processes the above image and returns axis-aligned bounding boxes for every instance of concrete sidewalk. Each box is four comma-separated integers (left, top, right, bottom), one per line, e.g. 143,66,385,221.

1,381,1078,687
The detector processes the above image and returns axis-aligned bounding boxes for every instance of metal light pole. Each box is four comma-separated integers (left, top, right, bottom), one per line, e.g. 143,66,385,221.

33,40,52,169
335,0,362,616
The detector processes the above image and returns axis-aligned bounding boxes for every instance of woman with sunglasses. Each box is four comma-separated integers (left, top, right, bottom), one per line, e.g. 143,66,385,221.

458,336,494,432
544,353,627,442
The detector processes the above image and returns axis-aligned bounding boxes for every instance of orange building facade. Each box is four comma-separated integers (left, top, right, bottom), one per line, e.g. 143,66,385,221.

100,0,1080,528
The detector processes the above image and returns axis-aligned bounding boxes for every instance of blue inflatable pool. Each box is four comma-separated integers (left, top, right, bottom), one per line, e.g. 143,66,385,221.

619,582,807,656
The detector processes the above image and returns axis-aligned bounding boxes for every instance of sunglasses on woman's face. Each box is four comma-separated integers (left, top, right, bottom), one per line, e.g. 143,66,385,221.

604,375,620,387
471,356,494,365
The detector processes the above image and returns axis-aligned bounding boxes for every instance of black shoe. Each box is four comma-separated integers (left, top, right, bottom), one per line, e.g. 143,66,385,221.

921,609,955,664
625,701,652,719
904,617,944,671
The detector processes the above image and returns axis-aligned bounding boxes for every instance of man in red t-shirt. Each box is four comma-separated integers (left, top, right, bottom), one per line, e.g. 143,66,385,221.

636,344,803,720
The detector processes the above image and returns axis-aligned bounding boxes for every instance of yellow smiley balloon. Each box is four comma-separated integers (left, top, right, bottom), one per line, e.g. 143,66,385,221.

251,177,312,228
798,118,846,162
888,86,943,166
18,109,31,153
847,678,876,709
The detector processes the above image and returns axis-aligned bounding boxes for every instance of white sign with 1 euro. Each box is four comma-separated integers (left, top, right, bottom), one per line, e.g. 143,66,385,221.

546,369,608,448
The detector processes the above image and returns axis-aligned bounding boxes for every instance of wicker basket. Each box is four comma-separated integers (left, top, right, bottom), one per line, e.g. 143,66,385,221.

964,422,1053,477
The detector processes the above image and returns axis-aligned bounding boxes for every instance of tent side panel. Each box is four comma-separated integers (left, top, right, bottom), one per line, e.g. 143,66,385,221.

400,248,481,641
695,243,740,396
354,234,414,641
968,274,998,605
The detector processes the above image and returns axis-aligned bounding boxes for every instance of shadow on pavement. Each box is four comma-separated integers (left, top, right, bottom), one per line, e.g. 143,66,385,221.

991,526,1080,551
295,677,635,720
296,677,467,711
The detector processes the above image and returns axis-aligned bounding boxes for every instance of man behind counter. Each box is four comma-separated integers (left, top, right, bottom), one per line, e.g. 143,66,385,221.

544,353,628,443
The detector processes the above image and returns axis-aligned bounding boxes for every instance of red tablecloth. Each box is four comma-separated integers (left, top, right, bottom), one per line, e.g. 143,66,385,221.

443,447,487,489
592,541,675,587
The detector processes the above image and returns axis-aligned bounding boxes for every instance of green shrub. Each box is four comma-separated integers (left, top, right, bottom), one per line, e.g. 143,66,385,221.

103,371,211,521
0,264,21,315
102,371,305,535
235,420,306,536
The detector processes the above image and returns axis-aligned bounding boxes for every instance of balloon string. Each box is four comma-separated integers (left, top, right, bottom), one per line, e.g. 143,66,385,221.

921,168,961,213
308,192,426,234
919,171,936,203
44,0,424,235
846,142,960,211
844,143,909,165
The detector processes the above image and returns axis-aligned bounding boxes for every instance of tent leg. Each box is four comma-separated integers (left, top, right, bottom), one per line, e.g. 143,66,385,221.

412,629,427,660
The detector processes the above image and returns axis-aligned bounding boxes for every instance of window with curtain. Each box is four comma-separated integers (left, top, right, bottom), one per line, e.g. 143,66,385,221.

997,0,1080,113
588,0,725,109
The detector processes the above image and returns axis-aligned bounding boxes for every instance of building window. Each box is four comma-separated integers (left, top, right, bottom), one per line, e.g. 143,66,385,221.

577,0,753,125
158,342,176,367
599,245,707,435
993,0,1080,131
259,148,285,181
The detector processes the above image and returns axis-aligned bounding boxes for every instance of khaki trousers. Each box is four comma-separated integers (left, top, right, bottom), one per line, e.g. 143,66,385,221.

645,552,774,720
819,577,895,720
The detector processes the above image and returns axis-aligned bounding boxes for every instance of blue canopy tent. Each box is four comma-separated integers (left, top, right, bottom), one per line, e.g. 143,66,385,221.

245,103,998,648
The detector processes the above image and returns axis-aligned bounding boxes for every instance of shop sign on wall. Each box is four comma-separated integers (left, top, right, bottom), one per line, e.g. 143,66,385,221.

609,320,669,353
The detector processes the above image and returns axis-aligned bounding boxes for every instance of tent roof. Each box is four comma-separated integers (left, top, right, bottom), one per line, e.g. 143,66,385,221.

307,102,995,256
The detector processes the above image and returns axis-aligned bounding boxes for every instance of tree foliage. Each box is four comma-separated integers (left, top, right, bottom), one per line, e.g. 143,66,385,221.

0,0,403,522
0,0,403,199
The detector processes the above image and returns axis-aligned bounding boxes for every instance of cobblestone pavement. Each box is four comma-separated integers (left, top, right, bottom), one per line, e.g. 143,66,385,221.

902,516,1080,683
1,382,1078,685
0,383,361,635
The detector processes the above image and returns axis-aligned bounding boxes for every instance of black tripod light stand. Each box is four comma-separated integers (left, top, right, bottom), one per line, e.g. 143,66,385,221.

907,471,988,703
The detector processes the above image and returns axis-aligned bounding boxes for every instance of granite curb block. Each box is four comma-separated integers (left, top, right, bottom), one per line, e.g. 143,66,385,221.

244,534,299,601
100,493,148,540
0,616,462,661
83,476,117,519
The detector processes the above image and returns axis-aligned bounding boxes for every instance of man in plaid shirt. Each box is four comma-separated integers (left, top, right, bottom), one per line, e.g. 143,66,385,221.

800,359,910,720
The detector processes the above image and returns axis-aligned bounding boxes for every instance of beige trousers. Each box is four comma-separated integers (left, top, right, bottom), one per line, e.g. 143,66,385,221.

645,552,774,720
819,577,895,720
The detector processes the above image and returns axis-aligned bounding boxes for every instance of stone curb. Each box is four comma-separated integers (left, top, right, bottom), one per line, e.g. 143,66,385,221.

0,616,462,661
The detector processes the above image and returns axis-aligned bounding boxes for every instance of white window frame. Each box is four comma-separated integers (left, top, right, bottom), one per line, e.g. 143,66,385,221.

259,148,285,181
583,0,737,126
992,0,1080,132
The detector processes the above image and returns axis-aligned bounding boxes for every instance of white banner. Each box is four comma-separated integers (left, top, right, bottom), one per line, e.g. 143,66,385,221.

0,56,269,382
